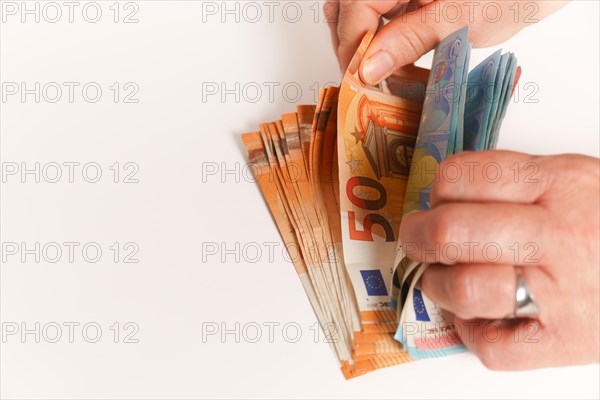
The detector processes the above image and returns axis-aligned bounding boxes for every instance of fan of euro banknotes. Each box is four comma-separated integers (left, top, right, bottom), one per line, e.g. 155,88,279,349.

241,27,521,379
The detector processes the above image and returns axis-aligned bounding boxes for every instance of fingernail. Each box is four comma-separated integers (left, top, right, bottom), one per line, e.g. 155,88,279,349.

361,50,395,85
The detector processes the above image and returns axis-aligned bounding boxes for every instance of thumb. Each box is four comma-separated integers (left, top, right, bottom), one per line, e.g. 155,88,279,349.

359,9,465,85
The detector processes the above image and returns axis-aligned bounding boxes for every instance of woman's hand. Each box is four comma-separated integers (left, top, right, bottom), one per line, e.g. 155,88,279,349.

399,151,600,369
326,0,569,85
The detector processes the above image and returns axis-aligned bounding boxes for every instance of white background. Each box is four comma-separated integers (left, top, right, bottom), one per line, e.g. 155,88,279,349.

1,0,599,398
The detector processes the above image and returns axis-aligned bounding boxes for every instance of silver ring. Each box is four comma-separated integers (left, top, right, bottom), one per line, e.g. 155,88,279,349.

509,267,540,319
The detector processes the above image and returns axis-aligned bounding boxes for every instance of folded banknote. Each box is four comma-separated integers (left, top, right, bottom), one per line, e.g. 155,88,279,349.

242,26,520,378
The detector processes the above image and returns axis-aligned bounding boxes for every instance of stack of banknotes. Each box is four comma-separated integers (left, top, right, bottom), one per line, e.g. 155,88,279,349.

242,27,520,378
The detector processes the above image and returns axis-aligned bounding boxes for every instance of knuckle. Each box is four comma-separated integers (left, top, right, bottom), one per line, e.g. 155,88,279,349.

420,268,437,298
428,218,451,248
430,176,449,200
399,210,420,242
447,266,475,313
427,205,459,246
495,275,515,302
338,0,354,9
546,154,596,185
431,154,473,204
395,25,429,62
323,0,339,22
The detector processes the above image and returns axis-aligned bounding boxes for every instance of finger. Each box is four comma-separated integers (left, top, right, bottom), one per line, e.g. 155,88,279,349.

359,2,465,85
336,0,407,72
430,151,551,208
399,202,553,265
359,0,571,85
422,264,515,320
324,0,340,62
421,264,555,321
381,0,412,20
382,0,435,19
455,317,561,370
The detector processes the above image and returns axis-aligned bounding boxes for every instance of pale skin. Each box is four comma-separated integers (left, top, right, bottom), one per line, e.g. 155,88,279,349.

325,0,569,84
402,151,600,369
326,1,600,369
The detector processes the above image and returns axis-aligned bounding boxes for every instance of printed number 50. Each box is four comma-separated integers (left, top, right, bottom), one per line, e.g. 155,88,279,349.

348,211,394,242
346,177,394,242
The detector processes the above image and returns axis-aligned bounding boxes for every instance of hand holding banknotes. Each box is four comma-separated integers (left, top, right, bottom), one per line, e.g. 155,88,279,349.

325,0,569,84
326,0,600,370
243,4,598,377
400,151,600,369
